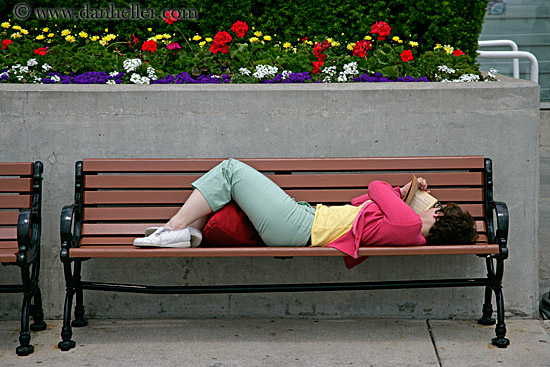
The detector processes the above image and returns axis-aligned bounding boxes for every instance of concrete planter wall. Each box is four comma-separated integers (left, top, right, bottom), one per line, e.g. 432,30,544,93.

0,77,540,320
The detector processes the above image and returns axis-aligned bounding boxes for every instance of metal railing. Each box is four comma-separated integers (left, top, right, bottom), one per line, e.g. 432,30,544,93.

478,40,539,83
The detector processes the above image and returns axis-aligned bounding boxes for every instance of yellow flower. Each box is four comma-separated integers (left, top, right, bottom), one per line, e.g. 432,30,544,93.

163,33,171,39
147,28,152,32
199,41,206,47
91,36,99,41
65,35,76,42
398,40,403,43
306,40,313,45
263,35,272,41
1,22,10,28
42,27,49,32
392,36,400,42
99,39,107,46
79,31,88,38
326,37,333,43
341,32,345,36
193,35,202,41
249,37,259,43
283,42,292,49
35,34,45,40
347,43,356,50
154,34,163,40
104,28,108,33
20,29,28,35
205,37,212,42
252,26,255,30
434,43,442,50
11,32,21,39
102,34,116,42
331,41,340,47
12,25,21,30
443,44,454,54
47,33,54,38
364,35,372,41
61,29,71,36
293,47,297,53
253,31,262,37
409,41,419,47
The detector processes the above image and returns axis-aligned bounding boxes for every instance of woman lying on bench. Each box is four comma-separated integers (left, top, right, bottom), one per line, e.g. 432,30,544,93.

133,159,477,261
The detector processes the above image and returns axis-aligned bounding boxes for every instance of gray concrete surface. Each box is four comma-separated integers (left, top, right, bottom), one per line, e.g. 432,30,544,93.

0,77,541,320
1,318,550,366
539,109,550,299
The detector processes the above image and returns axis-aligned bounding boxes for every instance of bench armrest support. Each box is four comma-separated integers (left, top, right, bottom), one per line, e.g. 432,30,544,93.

16,208,39,265
491,201,509,259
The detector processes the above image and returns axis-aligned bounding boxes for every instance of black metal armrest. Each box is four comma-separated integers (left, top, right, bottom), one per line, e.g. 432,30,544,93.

16,208,39,265
493,201,509,259
60,204,82,263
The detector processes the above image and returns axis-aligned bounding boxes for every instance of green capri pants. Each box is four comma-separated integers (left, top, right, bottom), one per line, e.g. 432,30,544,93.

192,159,316,247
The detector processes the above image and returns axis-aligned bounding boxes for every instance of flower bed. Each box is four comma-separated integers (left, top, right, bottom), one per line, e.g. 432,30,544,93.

0,16,497,84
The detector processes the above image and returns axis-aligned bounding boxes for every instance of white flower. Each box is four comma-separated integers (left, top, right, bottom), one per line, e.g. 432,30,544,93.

130,73,150,84
11,64,21,71
27,58,38,67
342,62,358,75
437,65,456,74
281,70,292,80
454,74,480,83
123,59,142,73
51,75,61,82
337,74,348,82
147,66,157,81
109,71,120,77
16,75,24,80
239,68,251,76
252,65,278,79
106,80,116,84
0,71,9,79
19,66,29,74
33,76,42,83
42,63,52,72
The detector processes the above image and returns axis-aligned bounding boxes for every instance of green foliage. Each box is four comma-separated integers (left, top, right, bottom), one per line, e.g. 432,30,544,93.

0,0,489,57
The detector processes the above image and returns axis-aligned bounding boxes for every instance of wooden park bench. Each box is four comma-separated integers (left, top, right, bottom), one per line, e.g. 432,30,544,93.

0,162,47,356
58,156,510,350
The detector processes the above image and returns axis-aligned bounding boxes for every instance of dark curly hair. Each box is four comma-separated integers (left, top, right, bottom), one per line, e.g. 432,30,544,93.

425,203,478,245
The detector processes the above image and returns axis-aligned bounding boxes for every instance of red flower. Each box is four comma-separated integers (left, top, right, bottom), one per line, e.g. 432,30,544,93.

453,49,465,57
370,21,391,41
142,40,157,53
209,42,229,54
163,10,179,25
400,50,414,62
213,31,232,44
34,47,47,56
128,34,139,47
352,40,372,58
313,40,330,60
231,21,249,37
2,39,13,50
312,60,324,74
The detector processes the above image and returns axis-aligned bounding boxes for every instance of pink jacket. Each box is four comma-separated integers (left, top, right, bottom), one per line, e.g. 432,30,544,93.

327,181,426,268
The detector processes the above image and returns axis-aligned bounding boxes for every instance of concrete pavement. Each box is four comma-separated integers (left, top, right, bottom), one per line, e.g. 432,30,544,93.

1,318,550,366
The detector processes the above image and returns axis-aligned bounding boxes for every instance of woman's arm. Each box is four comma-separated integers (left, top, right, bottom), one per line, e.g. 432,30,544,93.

367,180,418,222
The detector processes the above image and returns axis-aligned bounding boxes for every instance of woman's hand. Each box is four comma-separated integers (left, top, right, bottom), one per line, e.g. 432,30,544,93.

400,177,429,197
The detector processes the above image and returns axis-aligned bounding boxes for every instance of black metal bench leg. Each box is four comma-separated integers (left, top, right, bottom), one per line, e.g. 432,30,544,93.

29,253,47,332
72,261,88,327
16,291,34,356
58,259,77,351
492,285,510,348
478,286,496,325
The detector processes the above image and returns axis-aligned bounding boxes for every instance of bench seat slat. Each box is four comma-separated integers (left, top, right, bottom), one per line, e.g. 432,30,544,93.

84,172,484,189
0,195,32,209
0,162,33,176
83,188,484,205
0,247,17,262
83,156,486,173
0,211,19,225
0,178,32,192
69,243,499,258
0,241,18,249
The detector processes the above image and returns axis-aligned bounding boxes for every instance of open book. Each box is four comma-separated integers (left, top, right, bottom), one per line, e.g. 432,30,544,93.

403,174,439,214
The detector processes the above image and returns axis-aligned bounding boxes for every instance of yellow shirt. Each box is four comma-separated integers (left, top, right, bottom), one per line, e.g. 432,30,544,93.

310,202,369,247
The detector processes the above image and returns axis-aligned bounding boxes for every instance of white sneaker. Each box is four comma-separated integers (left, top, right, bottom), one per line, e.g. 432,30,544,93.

133,227,191,248
141,227,203,247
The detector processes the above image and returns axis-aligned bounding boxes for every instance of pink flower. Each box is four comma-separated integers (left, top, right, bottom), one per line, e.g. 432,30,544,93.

167,42,181,50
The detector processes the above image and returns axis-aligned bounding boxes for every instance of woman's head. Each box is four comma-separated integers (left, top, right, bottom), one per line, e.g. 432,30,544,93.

421,202,478,244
